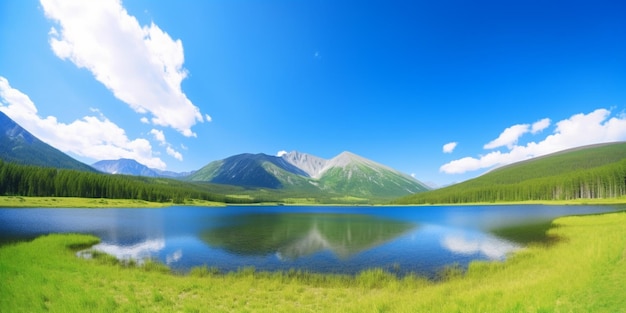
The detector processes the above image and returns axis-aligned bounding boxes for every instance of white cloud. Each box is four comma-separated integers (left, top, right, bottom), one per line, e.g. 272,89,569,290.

442,142,458,153
277,150,288,157
0,76,166,169
483,124,530,149
41,0,205,137
484,118,554,150
205,114,212,122
166,146,183,161
149,129,166,145
531,118,550,134
441,108,626,174
149,129,184,161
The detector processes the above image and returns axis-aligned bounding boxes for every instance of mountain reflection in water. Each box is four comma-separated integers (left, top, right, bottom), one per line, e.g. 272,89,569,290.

201,213,416,260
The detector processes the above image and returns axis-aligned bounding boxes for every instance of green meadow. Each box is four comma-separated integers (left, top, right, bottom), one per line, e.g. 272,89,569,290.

0,196,225,208
1,211,625,312
3,195,626,209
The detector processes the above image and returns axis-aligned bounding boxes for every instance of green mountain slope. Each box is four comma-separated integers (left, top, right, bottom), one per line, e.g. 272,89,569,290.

187,153,311,189
0,111,96,172
394,142,626,204
318,152,430,199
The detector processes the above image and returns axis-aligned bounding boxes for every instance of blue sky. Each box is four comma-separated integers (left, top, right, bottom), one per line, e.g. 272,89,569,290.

1,0,625,186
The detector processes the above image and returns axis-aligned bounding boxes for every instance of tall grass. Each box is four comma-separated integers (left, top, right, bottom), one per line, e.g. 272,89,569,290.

1,212,626,312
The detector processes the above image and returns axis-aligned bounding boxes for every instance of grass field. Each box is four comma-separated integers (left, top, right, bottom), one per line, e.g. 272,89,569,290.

0,196,226,208
3,195,626,209
1,211,625,312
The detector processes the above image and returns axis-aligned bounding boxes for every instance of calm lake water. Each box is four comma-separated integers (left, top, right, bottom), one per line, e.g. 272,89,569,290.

0,205,621,277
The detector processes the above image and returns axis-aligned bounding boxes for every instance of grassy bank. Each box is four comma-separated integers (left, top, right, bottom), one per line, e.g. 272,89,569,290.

0,196,226,208
397,197,626,206
1,212,625,312
3,195,626,208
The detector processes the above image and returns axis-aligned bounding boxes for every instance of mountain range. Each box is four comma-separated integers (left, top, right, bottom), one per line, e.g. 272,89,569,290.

186,150,430,199
90,150,430,200
0,111,428,200
91,159,194,178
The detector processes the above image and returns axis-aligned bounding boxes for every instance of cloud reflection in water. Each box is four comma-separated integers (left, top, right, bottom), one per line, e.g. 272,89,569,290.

441,234,520,260
92,238,165,262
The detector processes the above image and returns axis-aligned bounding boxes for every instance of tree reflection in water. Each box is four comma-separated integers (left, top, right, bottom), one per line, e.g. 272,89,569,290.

201,213,416,260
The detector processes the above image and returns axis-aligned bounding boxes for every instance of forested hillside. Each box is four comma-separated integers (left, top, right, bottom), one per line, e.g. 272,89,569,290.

0,161,388,205
0,160,252,204
0,111,96,172
394,142,626,204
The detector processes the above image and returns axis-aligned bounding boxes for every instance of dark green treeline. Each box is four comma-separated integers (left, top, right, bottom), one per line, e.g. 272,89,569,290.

395,143,626,204
395,160,626,204
0,161,254,204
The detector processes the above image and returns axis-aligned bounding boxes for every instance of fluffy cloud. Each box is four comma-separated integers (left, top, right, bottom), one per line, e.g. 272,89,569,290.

442,142,458,153
531,118,550,134
0,76,166,169
41,0,205,137
483,124,530,150
441,109,626,174
276,150,288,157
483,118,553,150
149,128,183,161
149,129,166,145
166,146,183,161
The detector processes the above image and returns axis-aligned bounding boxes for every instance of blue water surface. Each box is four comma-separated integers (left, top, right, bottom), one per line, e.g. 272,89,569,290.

0,205,621,277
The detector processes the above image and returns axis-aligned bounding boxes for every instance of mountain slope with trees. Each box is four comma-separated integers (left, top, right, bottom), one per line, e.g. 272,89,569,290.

0,111,96,172
394,142,626,204
187,151,429,200
0,160,251,204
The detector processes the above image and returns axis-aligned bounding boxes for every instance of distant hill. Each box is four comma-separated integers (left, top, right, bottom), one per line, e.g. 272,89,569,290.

314,151,429,199
92,159,193,178
92,159,160,177
188,153,316,189
188,151,429,199
394,142,626,204
0,110,96,172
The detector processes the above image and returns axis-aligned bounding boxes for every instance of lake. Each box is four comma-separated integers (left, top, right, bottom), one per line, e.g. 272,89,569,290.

0,205,621,278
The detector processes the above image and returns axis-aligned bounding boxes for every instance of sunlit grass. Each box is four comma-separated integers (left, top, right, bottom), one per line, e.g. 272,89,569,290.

282,197,319,204
178,198,227,207
225,194,254,200
331,196,370,203
5,194,625,209
0,196,172,208
0,196,226,208
1,212,625,312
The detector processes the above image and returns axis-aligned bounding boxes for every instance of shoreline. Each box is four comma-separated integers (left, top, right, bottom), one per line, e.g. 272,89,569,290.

2,195,626,208
0,196,225,208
